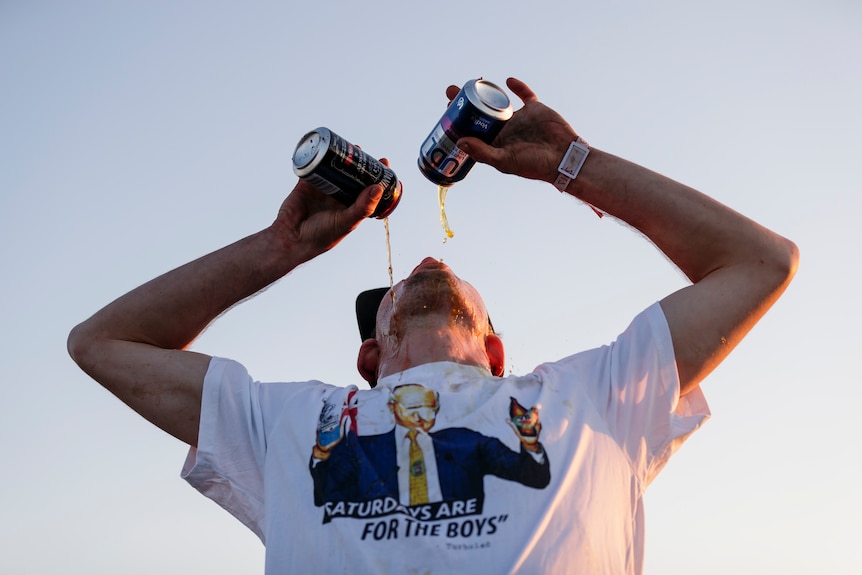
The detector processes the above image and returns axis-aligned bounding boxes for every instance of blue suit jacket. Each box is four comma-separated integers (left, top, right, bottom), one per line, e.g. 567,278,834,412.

311,427,550,507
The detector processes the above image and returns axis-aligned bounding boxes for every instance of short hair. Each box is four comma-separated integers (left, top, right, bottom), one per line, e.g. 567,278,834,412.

355,288,494,341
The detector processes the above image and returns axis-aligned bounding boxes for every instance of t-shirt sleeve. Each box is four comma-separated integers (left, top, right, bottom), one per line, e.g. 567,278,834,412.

539,302,710,486
181,357,267,542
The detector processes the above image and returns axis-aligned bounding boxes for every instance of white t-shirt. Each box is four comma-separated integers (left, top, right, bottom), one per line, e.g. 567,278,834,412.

183,303,709,574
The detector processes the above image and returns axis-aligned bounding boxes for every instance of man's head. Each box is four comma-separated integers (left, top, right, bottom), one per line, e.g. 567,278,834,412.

378,258,491,338
356,258,505,386
388,383,440,432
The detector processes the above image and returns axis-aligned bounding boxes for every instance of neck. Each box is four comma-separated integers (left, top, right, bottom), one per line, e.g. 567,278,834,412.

376,327,490,380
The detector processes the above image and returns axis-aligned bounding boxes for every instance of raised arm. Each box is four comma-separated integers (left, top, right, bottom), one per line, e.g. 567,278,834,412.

456,78,799,395
67,178,385,446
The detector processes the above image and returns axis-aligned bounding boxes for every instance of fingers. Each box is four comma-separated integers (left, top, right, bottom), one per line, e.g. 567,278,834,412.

445,84,460,103
456,136,506,169
349,184,385,221
358,158,389,218
506,77,538,105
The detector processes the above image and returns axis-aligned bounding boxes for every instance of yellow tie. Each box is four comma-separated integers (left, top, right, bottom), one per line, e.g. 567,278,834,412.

407,429,429,505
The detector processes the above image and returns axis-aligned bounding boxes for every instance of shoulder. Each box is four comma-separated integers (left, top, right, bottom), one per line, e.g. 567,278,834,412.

204,356,349,411
531,302,671,377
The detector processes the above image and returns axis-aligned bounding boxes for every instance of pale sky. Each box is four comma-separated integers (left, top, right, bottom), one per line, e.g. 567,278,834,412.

2,1,860,573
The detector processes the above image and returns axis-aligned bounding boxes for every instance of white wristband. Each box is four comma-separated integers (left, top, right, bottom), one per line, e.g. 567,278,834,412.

553,137,590,192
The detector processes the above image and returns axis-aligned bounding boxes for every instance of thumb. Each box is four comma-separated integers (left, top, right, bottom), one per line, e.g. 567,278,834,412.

458,137,505,169
350,184,385,221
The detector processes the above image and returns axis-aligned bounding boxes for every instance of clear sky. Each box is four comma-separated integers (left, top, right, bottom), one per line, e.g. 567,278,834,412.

2,1,859,573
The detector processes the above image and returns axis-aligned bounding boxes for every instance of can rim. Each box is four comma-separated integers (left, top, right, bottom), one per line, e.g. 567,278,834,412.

464,79,513,120
292,127,331,177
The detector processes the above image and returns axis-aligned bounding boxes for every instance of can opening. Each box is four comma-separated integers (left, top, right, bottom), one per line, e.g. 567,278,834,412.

474,80,511,112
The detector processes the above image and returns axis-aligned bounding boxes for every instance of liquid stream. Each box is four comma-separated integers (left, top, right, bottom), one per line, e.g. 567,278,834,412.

384,217,394,292
382,184,452,310
438,184,454,242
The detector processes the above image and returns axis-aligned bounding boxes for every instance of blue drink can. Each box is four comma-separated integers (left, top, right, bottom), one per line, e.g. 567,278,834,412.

418,79,513,186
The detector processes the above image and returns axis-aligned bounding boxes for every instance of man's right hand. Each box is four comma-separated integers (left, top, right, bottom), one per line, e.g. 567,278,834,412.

272,176,385,263
68,175,386,447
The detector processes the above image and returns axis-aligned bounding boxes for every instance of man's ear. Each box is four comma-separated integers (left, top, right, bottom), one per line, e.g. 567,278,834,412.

357,338,380,388
485,333,506,377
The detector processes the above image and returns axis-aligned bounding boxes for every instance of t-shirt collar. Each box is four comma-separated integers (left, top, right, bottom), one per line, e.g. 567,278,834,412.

377,361,492,391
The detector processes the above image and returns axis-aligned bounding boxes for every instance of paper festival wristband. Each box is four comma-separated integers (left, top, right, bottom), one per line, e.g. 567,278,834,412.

553,137,603,218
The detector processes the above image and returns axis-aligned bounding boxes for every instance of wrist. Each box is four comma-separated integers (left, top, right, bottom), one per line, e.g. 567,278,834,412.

552,137,590,193
553,143,606,218
261,222,313,275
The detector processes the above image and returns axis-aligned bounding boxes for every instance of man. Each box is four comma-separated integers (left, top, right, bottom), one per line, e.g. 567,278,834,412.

67,78,798,574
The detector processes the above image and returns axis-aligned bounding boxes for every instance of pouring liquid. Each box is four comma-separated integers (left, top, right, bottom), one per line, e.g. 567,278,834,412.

384,217,394,291
438,184,454,242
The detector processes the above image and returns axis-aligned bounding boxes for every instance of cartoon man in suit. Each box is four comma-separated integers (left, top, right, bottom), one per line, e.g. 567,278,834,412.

310,383,550,512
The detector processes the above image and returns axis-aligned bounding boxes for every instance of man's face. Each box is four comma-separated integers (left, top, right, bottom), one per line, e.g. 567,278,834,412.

376,257,489,341
390,384,439,432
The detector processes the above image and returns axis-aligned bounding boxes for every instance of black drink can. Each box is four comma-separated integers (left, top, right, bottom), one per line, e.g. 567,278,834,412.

418,79,513,186
292,127,402,219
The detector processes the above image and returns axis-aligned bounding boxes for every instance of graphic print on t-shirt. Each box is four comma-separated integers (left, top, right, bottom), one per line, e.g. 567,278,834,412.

309,384,550,532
